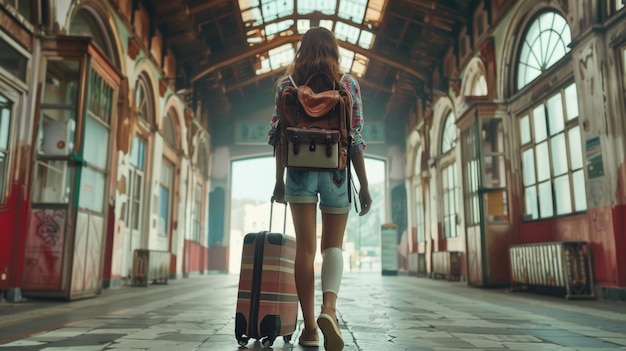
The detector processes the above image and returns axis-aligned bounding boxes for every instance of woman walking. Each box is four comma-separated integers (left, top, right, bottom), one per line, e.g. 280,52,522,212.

268,27,372,350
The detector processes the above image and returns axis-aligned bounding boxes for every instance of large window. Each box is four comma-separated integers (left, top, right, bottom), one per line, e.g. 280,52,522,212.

126,137,146,231
441,112,459,239
158,161,173,237
5,0,33,22
515,10,585,220
622,47,626,97
414,147,425,243
191,183,202,242
135,75,155,125
415,185,425,243
33,60,80,204
0,35,28,82
462,124,481,226
517,11,571,90
0,94,12,204
442,163,459,238
79,68,113,213
162,112,176,148
197,144,210,180
612,0,625,12
520,83,586,220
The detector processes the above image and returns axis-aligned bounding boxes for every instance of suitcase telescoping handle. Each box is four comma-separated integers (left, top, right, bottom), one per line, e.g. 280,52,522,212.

269,196,288,234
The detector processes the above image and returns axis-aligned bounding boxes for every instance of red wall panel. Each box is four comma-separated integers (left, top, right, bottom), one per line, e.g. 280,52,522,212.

0,183,28,289
184,239,209,273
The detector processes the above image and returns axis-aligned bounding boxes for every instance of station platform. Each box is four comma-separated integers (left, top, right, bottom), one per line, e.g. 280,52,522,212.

1,272,626,351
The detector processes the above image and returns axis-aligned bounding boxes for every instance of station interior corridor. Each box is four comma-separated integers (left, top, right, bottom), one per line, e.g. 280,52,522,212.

1,273,626,351
1,0,626,350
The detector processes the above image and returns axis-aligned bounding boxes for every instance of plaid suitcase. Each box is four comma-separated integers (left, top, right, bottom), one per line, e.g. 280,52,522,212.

235,200,298,347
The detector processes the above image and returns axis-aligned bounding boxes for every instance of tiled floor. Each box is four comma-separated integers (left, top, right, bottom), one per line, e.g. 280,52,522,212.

1,273,626,350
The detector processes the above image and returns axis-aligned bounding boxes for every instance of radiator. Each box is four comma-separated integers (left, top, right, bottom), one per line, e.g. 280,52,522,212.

132,249,170,287
417,253,427,277
432,251,461,280
509,241,595,299
409,253,418,276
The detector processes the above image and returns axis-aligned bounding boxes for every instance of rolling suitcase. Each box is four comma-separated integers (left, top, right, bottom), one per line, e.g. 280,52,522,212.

235,198,298,347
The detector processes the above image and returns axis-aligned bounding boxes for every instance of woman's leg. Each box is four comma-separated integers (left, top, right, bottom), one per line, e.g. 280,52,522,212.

290,202,318,331
318,212,349,350
319,212,349,310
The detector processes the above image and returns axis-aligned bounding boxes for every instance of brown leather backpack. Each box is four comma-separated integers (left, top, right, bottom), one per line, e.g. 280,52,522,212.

276,73,352,172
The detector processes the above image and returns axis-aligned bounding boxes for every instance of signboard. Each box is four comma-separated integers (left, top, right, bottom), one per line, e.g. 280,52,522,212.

235,122,270,145
585,136,604,179
361,121,385,143
380,223,398,275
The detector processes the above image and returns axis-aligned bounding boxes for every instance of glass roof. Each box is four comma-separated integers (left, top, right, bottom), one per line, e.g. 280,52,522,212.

239,0,386,77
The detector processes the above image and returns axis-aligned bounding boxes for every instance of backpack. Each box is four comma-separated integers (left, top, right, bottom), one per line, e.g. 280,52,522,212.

276,72,352,172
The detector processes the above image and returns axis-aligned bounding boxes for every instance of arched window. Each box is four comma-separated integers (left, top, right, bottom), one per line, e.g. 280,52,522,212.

197,142,210,180
517,11,571,90
163,112,176,147
135,75,155,125
515,11,585,220
441,111,457,154
69,8,116,64
462,59,488,97
440,111,459,239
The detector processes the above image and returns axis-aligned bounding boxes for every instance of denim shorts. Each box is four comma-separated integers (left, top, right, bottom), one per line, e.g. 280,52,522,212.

285,168,351,214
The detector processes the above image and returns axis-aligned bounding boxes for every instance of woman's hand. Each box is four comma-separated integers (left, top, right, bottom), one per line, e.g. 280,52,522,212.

273,181,286,204
358,187,372,216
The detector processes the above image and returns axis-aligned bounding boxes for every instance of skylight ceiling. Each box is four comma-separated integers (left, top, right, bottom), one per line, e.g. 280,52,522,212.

239,0,386,77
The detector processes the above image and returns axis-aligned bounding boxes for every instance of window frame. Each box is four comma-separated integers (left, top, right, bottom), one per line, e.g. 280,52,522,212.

462,124,481,227
621,46,626,102
135,74,155,127
158,159,174,238
125,136,147,230
440,111,459,239
413,146,425,244
5,0,35,23
516,10,572,91
0,93,14,206
78,65,115,214
191,182,202,243
518,82,586,221
510,9,586,222
162,111,177,148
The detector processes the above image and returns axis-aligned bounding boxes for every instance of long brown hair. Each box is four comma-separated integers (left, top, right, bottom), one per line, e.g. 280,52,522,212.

283,27,343,86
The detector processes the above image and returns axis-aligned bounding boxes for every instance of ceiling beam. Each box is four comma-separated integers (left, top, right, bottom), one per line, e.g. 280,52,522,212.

188,0,229,14
191,35,426,83
223,69,393,95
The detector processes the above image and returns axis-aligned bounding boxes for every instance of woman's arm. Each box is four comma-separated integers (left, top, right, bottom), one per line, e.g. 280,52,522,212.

351,150,371,216
273,144,286,203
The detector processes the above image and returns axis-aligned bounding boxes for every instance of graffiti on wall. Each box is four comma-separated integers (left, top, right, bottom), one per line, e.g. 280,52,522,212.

34,210,64,246
22,209,66,290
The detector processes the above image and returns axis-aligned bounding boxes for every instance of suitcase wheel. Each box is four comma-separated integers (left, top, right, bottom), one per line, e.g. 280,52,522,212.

262,338,274,347
236,336,249,346
283,334,292,343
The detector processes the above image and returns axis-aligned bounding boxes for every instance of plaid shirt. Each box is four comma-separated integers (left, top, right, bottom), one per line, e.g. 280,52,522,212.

268,74,366,153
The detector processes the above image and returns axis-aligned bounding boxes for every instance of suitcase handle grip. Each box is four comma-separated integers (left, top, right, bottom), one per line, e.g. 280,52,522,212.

269,196,288,234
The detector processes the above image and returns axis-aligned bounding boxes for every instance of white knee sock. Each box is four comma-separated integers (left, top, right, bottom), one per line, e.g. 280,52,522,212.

321,247,343,295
